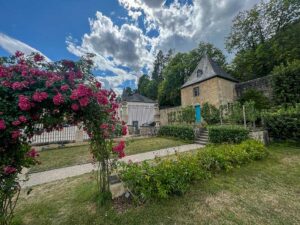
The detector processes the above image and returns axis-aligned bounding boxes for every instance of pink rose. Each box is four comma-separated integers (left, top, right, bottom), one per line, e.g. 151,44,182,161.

18,115,27,123
12,120,21,126
60,84,69,92
53,93,64,105
33,91,48,102
0,119,6,130
79,97,89,107
26,148,39,158
18,95,31,111
11,130,21,139
71,103,79,111
3,166,17,175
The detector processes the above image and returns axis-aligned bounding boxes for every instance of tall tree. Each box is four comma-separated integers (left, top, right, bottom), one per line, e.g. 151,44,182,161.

137,74,150,97
152,50,165,82
226,0,300,53
227,0,300,81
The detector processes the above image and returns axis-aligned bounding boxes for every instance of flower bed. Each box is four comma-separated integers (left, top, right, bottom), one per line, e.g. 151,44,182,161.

119,139,267,201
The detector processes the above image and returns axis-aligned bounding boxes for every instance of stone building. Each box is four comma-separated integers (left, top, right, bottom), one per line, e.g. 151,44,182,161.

181,55,238,122
119,93,159,132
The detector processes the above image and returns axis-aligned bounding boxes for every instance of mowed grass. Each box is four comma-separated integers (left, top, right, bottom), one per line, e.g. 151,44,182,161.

14,142,300,225
30,137,189,173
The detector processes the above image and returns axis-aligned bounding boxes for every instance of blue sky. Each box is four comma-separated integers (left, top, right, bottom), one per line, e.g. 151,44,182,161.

0,0,259,93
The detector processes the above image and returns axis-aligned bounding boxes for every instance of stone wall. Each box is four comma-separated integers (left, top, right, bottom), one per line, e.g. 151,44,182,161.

235,75,273,99
159,106,182,126
181,77,236,107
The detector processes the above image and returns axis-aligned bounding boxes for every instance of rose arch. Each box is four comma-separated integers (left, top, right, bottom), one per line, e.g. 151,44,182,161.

0,52,127,225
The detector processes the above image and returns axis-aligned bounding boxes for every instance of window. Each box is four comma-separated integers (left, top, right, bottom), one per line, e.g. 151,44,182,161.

197,69,203,77
193,87,200,97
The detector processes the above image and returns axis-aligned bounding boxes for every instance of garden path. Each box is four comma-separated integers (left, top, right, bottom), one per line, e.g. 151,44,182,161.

20,143,204,188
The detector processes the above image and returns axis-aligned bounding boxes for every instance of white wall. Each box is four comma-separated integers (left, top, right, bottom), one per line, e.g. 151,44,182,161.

127,102,156,127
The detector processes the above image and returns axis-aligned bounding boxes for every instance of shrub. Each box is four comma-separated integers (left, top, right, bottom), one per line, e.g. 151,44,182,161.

120,140,268,201
262,105,300,141
198,140,267,172
120,154,208,201
238,89,271,110
158,125,195,141
202,102,220,124
208,125,249,143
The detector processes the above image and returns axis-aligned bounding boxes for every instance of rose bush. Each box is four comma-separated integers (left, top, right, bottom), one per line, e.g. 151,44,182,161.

0,52,127,224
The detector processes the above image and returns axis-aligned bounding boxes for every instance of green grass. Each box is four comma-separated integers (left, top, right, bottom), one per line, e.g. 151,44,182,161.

14,142,300,225
30,137,189,173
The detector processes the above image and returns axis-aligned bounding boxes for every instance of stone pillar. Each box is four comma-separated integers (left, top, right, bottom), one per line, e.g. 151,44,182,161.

154,103,160,127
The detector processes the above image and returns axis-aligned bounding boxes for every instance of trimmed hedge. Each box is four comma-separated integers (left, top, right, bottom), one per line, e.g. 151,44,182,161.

263,106,300,141
208,125,249,144
158,125,195,141
120,140,267,201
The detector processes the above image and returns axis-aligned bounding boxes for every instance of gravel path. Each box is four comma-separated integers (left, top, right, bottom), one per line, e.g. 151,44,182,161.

20,143,204,188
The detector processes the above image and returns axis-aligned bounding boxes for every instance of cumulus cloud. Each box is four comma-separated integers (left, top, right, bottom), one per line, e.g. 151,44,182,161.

0,33,51,61
67,11,154,93
68,0,260,93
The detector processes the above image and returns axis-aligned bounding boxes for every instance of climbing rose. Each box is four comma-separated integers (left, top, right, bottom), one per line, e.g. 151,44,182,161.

79,97,89,107
12,81,27,90
18,115,27,123
113,140,126,158
33,91,48,102
53,93,64,105
100,123,109,129
18,95,31,111
71,103,79,111
11,130,21,139
33,53,44,62
0,119,6,130
26,148,39,158
15,51,24,58
122,125,127,135
60,84,69,92
3,166,17,175
12,120,21,126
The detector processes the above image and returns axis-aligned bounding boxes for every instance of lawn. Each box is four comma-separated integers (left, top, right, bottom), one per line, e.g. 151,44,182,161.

14,142,300,225
30,137,189,173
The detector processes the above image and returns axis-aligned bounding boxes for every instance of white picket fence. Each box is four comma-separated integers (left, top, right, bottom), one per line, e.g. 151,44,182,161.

28,125,90,145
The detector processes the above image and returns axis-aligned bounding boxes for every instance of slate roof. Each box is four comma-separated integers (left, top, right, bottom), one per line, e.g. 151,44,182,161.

181,55,238,88
122,93,156,103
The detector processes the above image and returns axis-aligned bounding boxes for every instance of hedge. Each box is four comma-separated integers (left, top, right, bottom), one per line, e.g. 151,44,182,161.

158,125,195,141
262,106,300,141
208,125,249,144
120,140,267,201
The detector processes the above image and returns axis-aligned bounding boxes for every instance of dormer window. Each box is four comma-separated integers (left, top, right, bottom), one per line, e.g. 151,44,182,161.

197,69,203,77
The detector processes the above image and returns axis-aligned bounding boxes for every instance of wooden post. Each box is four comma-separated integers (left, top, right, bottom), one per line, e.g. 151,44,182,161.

220,106,223,125
243,105,246,128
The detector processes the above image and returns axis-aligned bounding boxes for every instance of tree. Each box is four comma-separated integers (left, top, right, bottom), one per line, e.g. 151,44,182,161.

226,0,300,52
137,74,150,96
238,89,271,110
122,87,133,96
228,1,300,81
272,60,300,107
152,50,165,82
0,52,126,224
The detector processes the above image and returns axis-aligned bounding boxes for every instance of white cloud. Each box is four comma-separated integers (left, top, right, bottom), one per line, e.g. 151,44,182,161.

68,0,261,92
0,33,51,61
67,11,154,93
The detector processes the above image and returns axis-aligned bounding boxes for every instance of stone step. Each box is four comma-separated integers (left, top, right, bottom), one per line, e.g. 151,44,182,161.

197,137,208,141
195,141,208,145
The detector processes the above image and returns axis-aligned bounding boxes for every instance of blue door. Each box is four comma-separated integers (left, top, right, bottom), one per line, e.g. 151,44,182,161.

195,105,201,123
